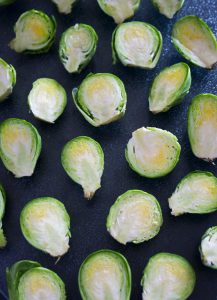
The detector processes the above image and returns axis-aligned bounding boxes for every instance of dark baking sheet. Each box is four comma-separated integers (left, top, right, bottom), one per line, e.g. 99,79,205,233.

0,0,217,299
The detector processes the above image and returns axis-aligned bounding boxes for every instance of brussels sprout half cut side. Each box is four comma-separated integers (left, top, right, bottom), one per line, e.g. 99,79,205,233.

152,0,185,19
79,249,132,300
9,9,56,54
97,0,141,24
168,171,217,216
59,24,98,74
188,93,217,162
6,260,66,300
149,62,191,113
107,190,163,245
0,118,41,178
172,16,217,69
51,0,77,14
72,73,127,126
20,197,71,257
141,253,196,300
112,21,162,69
0,58,16,102
61,136,104,200
0,185,6,248
28,78,67,123
0,0,15,5
200,226,217,269
126,127,181,178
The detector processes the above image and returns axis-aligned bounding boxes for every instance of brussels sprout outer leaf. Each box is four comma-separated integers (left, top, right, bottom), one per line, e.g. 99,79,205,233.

79,249,132,300
0,58,16,102
200,226,217,269
152,0,185,19
149,62,191,113
0,185,6,248
6,260,41,300
106,190,163,244
168,171,217,215
172,16,217,69
0,0,15,6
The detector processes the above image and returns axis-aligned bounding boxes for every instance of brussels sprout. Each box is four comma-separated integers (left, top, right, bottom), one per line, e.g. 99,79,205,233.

0,185,6,248
9,9,56,54
97,0,141,24
0,0,15,5
0,58,16,102
188,93,217,162
6,260,66,300
79,249,131,300
28,78,67,123
0,118,41,178
59,24,98,73
107,190,163,245
152,0,185,19
61,136,104,199
172,16,217,69
141,253,196,300
20,197,71,257
149,62,191,113
72,73,127,126
126,127,181,178
51,0,77,14
112,21,162,69
200,226,217,269
168,171,217,216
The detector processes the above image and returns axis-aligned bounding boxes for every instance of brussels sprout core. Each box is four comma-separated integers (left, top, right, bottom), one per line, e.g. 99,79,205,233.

152,0,185,19
0,58,16,102
6,260,66,300
141,253,196,300
73,73,127,126
20,197,71,257
169,171,217,216
149,62,191,113
200,226,217,269
107,190,163,244
59,24,98,73
188,94,217,162
126,127,181,178
172,16,217,69
0,185,6,248
9,9,56,54
51,0,77,14
97,0,141,24
79,249,131,300
28,78,67,123
0,118,41,178
61,136,104,199
112,21,162,69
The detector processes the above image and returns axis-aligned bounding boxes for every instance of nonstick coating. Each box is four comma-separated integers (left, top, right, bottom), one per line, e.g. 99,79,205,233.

0,0,216,299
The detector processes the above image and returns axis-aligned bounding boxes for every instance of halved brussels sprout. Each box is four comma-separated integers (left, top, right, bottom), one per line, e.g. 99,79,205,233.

9,9,56,54
188,93,217,162
172,16,217,69
112,21,162,69
51,0,77,14
169,171,217,216
0,0,15,5
28,78,67,123
61,136,104,199
141,253,196,300
20,197,71,257
72,73,127,126
152,0,185,19
79,249,131,300
59,24,98,73
149,62,191,113
200,226,217,269
107,190,163,245
126,127,181,178
6,260,66,300
0,118,41,178
0,185,6,248
0,58,16,102
97,0,141,24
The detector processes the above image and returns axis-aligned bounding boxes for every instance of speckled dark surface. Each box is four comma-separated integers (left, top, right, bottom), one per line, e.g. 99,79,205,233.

0,0,216,299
